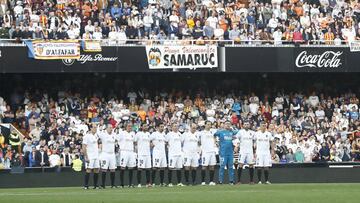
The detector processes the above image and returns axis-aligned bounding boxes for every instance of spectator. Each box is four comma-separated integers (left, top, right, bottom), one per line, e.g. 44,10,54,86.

35,146,49,167
319,143,330,161
286,148,295,163
49,149,61,167
294,147,305,163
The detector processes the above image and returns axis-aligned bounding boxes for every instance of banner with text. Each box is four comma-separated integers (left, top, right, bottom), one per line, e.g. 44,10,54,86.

294,48,346,72
25,40,80,60
82,41,102,52
146,45,218,69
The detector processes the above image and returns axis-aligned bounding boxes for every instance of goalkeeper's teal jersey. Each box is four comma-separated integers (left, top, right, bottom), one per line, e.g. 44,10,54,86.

214,129,237,156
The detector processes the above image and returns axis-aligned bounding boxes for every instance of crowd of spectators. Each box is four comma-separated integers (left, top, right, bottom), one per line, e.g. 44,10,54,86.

0,0,359,44
0,75,359,169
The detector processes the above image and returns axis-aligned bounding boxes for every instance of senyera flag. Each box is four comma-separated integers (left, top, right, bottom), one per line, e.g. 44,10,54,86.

25,40,80,60
146,45,218,70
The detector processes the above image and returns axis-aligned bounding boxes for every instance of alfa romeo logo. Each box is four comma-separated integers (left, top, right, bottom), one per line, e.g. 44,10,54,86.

62,59,75,66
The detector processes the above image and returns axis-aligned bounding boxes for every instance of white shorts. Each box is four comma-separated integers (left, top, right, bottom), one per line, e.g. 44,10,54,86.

168,155,183,169
201,152,217,166
256,153,272,167
100,153,117,170
239,152,255,165
183,153,199,168
153,153,167,168
138,155,152,169
120,151,136,168
86,157,100,169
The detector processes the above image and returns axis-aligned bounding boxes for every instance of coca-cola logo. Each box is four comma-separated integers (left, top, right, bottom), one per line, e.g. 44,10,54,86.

62,54,118,66
295,51,343,68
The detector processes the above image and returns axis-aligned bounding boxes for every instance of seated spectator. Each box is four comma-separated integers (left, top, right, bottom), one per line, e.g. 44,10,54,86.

294,147,305,163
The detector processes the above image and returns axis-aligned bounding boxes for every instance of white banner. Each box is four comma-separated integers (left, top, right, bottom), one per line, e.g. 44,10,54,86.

146,45,217,69
31,40,80,60
83,41,102,52
349,41,360,52
57,0,68,4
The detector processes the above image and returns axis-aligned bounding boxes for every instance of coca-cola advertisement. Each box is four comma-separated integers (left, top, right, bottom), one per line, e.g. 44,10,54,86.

294,48,347,72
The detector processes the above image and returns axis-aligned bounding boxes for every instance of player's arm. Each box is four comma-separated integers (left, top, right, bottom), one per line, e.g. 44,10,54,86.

98,134,103,153
82,143,88,163
149,133,155,149
233,141,239,153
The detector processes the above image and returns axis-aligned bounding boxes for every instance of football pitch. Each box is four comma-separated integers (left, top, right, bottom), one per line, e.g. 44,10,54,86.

0,183,359,203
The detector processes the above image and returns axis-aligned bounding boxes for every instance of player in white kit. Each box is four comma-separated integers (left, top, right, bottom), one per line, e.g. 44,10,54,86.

166,123,184,187
255,121,273,184
82,124,100,189
118,123,136,187
200,121,217,186
150,123,167,186
235,120,255,184
134,124,152,187
99,124,117,188
182,123,200,185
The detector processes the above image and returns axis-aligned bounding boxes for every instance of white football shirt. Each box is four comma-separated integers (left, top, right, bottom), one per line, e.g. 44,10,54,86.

255,131,272,155
118,131,135,151
199,130,216,153
165,131,182,156
99,131,116,154
181,131,199,154
236,129,255,154
134,131,151,156
150,131,166,155
83,132,100,158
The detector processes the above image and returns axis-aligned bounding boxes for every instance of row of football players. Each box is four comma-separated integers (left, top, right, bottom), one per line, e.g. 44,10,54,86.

82,121,273,189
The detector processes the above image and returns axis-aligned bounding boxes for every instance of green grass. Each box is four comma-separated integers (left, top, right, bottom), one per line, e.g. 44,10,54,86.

0,184,359,203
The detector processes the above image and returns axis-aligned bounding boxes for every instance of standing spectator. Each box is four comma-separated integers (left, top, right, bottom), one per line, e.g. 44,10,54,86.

294,147,305,163
35,146,49,167
319,143,330,161
49,149,61,167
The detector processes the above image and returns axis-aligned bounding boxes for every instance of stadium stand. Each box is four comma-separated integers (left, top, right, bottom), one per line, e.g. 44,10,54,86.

0,0,359,44
0,74,359,169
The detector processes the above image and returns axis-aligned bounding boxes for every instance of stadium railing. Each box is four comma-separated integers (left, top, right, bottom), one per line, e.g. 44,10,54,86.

0,39,358,47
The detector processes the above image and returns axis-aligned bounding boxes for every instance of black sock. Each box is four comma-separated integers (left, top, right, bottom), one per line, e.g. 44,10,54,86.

137,170,142,185
160,170,165,184
238,168,242,182
129,169,134,186
210,170,215,182
176,170,182,184
257,169,262,182
101,172,106,187
120,169,125,186
264,169,269,182
93,173,99,187
169,170,173,184
152,170,156,185
191,170,196,184
84,172,90,187
249,168,254,182
110,172,115,186
185,170,190,184
146,170,151,184
201,170,206,182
